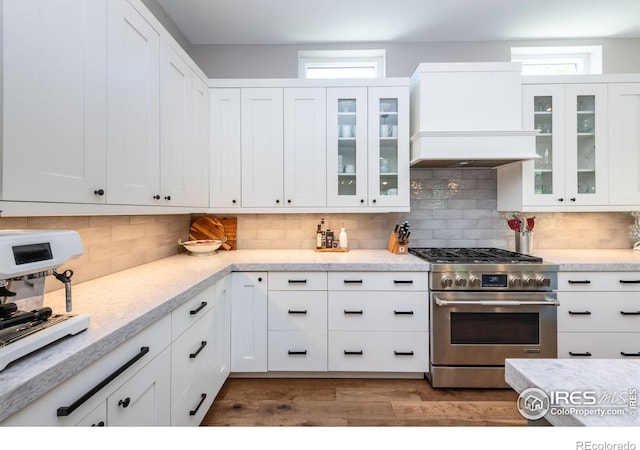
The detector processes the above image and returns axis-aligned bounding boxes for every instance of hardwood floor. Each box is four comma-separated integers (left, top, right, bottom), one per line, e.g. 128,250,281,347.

201,377,527,426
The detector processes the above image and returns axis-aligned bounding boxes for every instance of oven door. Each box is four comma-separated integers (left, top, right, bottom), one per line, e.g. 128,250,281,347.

430,291,558,366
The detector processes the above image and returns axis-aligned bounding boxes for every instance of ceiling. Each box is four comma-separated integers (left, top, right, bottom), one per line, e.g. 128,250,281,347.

155,0,640,45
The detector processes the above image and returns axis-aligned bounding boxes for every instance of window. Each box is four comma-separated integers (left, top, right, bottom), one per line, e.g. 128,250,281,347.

298,49,385,79
511,46,602,75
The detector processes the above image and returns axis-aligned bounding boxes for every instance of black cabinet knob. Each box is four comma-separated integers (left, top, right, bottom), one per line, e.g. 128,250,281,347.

258,277,263,282
232,199,237,204
118,397,131,408
557,198,564,202
372,199,377,203
287,199,292,204
276,199,280,204
153,194,160,200
165,196,171,201
570,197,576,202
94,189,105,196
360,199,365,203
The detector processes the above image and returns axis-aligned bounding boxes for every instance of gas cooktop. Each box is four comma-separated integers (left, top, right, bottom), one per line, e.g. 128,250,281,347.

408,247,543,264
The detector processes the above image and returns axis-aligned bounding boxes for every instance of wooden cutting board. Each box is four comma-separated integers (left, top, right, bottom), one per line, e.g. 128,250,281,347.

189,216,236,250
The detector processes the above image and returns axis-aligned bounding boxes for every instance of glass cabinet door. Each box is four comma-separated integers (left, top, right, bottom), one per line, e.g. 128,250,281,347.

521,84,565,206
326,87,368,207
367,86,409,208
564,84,608,205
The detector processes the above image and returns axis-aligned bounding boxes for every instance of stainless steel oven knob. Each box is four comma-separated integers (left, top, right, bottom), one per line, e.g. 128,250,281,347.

536,275,551,287
441,276,454,288
455,276,467,287
522,275,535,287
508,275,522,287
468,276,481,287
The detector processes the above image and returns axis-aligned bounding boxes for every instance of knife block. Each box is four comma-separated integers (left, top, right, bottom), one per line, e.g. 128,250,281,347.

387,231,409,255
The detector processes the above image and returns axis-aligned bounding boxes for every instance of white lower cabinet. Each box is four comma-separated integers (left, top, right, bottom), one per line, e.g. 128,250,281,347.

557,271,640,359
231,272,268,372
2,314,171,426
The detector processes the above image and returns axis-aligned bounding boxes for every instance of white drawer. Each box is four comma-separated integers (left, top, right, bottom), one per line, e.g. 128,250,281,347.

171,358,217,426
328,272,428,291
328,331,428,372
171,308,215,405
328,291,428,332
559,332,640,359
268,272,328,291
171,285,215,340
558,292,640,332
558,272,640,292
268,291,327,331
267,330,328,371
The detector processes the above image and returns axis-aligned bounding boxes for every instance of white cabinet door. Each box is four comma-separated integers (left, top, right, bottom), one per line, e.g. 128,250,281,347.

210,89,242,208
367,86,410,208
241,88,284,207
159,44,210,207
327,87,369,207
108,347,171,426
231,272,268,372
213,276,232,392
106,0,160,205
2,0,107,203
283,88,327,207
608,83,640,206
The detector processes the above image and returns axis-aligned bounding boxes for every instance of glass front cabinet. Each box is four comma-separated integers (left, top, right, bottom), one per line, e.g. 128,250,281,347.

520,83,608,208
327,85,409,209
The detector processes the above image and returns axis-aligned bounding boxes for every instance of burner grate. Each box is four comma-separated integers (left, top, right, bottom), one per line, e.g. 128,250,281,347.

409,247,543,264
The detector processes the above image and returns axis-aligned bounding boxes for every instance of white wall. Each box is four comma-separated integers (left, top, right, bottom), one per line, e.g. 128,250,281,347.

189,39,640,79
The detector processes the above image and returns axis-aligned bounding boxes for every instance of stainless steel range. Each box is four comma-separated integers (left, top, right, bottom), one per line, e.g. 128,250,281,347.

408,248,559,388
0,230,90,371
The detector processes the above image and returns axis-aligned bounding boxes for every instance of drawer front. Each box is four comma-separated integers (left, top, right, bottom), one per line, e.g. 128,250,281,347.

558,292,640,332
268,291,327,331
328,272,428,291
171,308,215,405
328,291,428,332
558,272,640,292
171,358,218,426
171,285,215,340
328,331,428,372
267,330,328,371
559,333,640,359
268,272,328,291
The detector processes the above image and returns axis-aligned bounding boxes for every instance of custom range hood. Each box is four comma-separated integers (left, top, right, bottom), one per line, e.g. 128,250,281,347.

409,62,539,168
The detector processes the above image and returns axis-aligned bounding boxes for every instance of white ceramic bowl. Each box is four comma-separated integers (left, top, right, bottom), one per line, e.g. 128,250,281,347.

178,237,226,256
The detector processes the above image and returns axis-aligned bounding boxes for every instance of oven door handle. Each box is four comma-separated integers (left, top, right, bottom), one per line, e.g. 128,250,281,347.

434,297,560,307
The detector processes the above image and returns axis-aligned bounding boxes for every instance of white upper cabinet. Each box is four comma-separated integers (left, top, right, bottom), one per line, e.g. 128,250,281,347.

160,44,209,207
241,88,284,208
106,0,161,205
210,89,242,208
608,83,640,206
283,88,327,208
2,0,108,203
498,81,609,211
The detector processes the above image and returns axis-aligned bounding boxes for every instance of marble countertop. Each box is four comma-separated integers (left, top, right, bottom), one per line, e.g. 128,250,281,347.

0,249,428,422
534,249,640,271
505,358,640,427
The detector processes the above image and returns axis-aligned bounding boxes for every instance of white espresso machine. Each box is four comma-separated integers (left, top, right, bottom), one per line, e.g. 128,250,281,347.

0,230,90,371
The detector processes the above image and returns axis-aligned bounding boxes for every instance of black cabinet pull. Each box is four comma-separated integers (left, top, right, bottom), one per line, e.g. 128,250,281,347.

258,277,263,282
190,341,207,359
57,347,149,417
393,280,414,284
344,350,363,355
394,351,414,356
189,301,207,315
152,194,160,200
620,352,640,357
288,279,307,284
620,311,640,315
568,310,591,315
287,350,307,355
344,310,363,315
569,351,592,357
394,310,414,315
164,195,171,201
568,280,591,284
91,421,105,427
343,279,363,284
189,393,207,416
232,199,237,204
288,309,307,315
557,198,564,202
94,189,105,196
118,397,131,408
620,280,640,284
570,197,576,202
